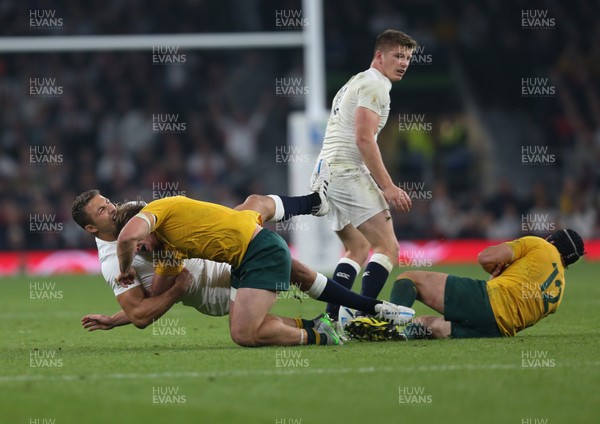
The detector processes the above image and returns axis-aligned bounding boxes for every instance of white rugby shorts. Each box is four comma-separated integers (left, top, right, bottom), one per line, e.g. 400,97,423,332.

313,161,388,231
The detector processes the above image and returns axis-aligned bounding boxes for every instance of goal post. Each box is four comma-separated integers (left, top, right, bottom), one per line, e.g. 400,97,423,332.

288,112,343,271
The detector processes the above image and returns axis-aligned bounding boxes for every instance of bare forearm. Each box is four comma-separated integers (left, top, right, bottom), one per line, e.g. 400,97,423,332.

117,239,136,273
110,310,132,327
128,280,187,328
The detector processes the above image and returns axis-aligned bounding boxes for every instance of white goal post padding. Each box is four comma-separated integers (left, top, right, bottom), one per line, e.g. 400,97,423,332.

288,112,343,271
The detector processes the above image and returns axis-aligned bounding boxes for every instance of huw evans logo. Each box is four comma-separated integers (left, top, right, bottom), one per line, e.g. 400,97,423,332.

521,145,555,165
275,78,309,97
29,214,63,233
275,10,309,29
521,78,555,97
152,386,186,405
152,114,187,133
521,10,555,29
410,45,432,66
29,281,63,300
152,181,186,199
29,350,63,368
398,114,432,132
152,46,187,65
29,9,63,29
521,350,555,368
152,318,187,336
29,78,63,97
275,146,310,164
398,386,432,405
30,146,63,164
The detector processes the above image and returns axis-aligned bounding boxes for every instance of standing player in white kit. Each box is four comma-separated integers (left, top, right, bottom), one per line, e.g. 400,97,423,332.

312,30,418,319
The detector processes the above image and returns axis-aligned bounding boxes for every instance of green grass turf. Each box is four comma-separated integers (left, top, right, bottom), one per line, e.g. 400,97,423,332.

1,262,599,424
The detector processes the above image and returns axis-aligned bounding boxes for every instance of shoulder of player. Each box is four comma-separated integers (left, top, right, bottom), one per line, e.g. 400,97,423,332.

352,72,389,97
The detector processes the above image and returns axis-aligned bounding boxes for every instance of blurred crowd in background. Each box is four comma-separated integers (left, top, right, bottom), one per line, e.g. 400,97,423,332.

0,0,599,250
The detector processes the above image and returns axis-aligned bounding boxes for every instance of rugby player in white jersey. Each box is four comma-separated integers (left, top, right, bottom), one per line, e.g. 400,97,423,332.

72,190,413,342
310,30,418,319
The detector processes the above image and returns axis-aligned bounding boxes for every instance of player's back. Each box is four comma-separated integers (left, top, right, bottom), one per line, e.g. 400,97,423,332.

142,196,261,267
487,236,565,336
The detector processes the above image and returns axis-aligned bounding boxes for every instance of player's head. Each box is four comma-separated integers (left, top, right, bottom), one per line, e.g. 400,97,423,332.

546,229,585,267
372,29,418,82
113,200,160,253
114,201,147,236
71,189,117,240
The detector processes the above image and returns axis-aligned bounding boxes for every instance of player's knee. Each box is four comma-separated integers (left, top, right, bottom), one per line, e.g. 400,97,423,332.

242,194,265,210
230,327,259,347
397,270,420,283
429,319,451,339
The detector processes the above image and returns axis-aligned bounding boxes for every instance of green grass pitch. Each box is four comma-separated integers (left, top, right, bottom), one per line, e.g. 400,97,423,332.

1,262,598,423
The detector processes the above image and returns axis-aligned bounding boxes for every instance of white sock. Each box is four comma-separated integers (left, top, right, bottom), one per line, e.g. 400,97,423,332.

338,257,362,274
266,195,284,222
307,273,327,299
369,253,394,273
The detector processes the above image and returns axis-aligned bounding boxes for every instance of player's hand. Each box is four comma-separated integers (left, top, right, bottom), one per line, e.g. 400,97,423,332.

116,267,136,287
382,185,412,212
174,268,193,295
489,263,507,279
81,314,115,331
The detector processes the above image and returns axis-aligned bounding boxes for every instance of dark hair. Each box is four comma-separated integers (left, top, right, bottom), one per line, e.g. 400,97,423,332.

374,29,418,55
71,189,100,229
114,201,147,235
546,229,585,267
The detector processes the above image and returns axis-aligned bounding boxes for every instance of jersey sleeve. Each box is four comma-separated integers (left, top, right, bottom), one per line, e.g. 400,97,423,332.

356,80,389,116
142,198,174,232
505,236,543,263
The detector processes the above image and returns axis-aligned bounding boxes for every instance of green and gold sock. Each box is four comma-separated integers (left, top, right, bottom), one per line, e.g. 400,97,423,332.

390,278,417,307
294,318,316,329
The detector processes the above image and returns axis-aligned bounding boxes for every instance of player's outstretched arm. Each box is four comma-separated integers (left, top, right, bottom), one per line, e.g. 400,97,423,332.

478,243,513,275
81,310,131,331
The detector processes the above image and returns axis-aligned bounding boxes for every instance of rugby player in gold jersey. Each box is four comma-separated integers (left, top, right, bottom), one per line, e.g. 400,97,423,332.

346,229,585,340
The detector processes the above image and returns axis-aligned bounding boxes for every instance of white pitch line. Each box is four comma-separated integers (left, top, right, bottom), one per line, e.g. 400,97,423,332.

1,361,598,383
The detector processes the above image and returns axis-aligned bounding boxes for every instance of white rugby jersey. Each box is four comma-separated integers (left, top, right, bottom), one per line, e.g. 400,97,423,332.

95,238,231,316
319,68,392,167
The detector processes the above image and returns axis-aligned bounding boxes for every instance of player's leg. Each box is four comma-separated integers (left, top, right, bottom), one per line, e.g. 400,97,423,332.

235,194,277,222
230,229,341,346
290,258,414,323
235,192,326,223
409,316,451,339
391,271,448,313
325,225,370,318
230,294,317,334
356,210,399,299
229,288,306,346
234,158,331,222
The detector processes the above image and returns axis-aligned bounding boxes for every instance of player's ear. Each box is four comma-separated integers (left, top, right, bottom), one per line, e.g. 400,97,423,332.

84,224,98,235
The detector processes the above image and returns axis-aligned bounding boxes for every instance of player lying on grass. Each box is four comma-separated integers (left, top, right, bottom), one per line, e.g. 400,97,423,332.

345,229,585,341
72,190,413,346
